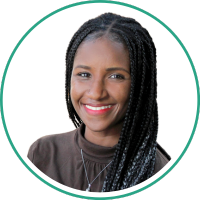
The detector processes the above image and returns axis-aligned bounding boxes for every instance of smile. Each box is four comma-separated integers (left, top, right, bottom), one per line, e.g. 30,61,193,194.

85,105,112,110
83,104,114,115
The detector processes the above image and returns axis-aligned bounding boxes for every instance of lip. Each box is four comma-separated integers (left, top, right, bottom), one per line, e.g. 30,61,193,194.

83,104,115,115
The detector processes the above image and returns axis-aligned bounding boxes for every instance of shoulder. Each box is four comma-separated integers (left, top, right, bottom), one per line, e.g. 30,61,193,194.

154,143,171,174
27,128,77,163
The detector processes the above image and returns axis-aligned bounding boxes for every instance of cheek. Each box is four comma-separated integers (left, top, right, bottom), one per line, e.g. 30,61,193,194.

70,78,90,109
70,78,81,107
109,81,131,104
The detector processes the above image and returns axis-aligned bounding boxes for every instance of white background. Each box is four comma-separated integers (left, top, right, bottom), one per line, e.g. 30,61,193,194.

0,0,199,199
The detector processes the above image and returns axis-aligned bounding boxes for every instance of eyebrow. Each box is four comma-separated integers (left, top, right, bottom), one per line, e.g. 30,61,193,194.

75,65,91,70
75,65,130,74
106,67,130,74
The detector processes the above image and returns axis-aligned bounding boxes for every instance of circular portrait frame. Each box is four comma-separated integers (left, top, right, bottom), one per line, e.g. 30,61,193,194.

0,0,199,199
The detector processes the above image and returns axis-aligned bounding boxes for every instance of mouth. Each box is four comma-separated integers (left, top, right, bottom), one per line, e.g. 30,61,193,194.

83,104,114,115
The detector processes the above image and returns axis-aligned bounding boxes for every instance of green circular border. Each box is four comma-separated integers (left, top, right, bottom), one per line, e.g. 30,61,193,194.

1,0,199,199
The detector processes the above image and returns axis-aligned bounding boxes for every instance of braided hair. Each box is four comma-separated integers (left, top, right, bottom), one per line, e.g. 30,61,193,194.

65,13,158,191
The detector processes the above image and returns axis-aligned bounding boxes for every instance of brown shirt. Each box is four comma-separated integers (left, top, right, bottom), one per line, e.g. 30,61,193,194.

28,124,170,192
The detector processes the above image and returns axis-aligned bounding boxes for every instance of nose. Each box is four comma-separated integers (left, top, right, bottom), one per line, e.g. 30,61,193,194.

87,79,108,100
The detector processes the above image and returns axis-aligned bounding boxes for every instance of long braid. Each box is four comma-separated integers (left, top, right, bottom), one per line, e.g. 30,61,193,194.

65,13,158,191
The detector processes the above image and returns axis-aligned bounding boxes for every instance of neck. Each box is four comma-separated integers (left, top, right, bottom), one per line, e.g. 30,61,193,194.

84,123,122,147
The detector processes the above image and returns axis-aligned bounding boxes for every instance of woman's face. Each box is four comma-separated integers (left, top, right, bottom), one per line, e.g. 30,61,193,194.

71,37,131,133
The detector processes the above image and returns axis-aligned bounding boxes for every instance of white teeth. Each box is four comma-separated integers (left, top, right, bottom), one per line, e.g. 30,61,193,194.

85,105,112,111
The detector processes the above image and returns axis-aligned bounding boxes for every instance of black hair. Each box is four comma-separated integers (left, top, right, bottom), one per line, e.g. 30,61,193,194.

65,13,158,191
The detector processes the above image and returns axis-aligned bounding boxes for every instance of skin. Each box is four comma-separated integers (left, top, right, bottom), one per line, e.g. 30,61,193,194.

71,37,131,147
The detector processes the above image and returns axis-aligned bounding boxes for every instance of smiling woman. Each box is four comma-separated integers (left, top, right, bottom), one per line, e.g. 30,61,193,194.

28,13,170,192
71,38,131,147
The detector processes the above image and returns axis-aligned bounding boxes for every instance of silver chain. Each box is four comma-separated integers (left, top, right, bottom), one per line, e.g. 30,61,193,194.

80,149,112,192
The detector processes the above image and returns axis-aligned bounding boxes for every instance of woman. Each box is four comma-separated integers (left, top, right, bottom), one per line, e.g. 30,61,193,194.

28,13,170,192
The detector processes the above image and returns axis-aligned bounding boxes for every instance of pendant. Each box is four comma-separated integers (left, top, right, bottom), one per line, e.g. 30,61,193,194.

86,184,91,192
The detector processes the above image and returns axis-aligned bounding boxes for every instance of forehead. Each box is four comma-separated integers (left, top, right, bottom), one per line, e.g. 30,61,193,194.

73,38,130,69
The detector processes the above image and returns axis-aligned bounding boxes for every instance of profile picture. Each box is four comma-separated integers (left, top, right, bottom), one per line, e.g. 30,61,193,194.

1,1,198,199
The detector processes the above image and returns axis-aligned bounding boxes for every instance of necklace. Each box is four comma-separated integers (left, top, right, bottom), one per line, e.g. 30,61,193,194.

81,149,112,192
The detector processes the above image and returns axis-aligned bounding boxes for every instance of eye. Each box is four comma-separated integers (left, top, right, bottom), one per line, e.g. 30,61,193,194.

77,72,91,78
109,74,125,79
